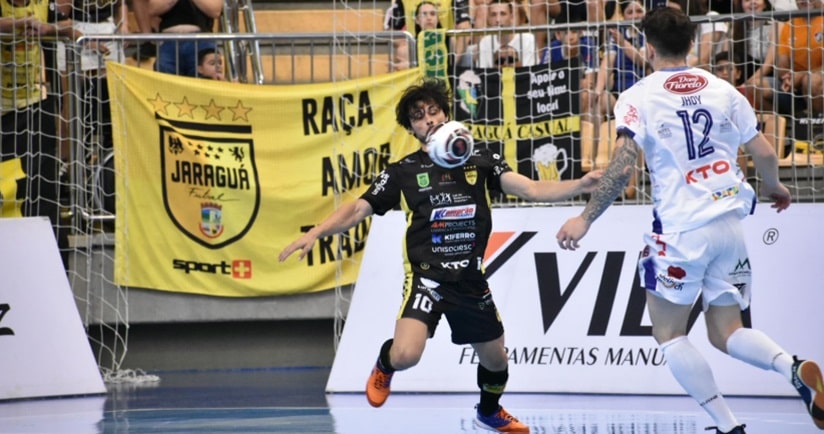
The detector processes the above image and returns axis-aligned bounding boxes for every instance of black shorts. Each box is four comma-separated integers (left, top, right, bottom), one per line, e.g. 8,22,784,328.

397,273,504,345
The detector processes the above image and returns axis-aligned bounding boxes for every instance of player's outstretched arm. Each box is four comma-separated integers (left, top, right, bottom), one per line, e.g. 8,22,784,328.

500,169,604,202
556,135,638,250
743,132,791,212
278,199,374,262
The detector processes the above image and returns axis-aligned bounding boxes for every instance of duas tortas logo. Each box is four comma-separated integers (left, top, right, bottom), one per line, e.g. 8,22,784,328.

151,93,260,249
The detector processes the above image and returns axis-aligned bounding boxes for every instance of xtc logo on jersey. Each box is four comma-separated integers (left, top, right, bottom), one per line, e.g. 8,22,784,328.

173,258,253,279
663,73,708,94
685,160,731,184
430,204,476,221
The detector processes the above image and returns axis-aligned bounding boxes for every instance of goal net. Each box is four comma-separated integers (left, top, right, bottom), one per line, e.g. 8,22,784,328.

4,0,819,380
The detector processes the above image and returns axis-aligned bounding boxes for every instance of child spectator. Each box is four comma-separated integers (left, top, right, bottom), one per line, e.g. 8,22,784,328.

197,47,225,80
714,51,775,111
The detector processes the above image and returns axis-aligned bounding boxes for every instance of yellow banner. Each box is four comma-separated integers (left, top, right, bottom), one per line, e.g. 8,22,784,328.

107,63,422,296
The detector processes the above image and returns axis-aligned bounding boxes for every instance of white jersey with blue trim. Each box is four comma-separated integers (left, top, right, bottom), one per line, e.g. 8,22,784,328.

613,66,759,234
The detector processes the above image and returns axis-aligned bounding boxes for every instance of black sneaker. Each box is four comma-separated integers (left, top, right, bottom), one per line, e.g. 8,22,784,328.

704,424,746,434
791,356,824,429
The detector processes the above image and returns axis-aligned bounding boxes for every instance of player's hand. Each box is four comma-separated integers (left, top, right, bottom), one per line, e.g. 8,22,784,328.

278,233,318,262
556,216,590,251
578,169,604,193
761,183,791,213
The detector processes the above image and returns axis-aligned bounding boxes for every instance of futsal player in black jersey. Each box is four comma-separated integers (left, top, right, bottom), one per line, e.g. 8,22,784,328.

279,78,602,433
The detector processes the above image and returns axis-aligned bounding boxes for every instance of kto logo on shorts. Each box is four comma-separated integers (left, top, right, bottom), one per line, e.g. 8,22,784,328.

160,115,260,249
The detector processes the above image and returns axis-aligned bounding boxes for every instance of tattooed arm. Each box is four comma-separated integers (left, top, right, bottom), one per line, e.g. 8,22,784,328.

556,133,639,250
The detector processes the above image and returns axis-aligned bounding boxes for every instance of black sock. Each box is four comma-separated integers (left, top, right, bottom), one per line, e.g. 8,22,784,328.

377,339,395,372
477,364,507,416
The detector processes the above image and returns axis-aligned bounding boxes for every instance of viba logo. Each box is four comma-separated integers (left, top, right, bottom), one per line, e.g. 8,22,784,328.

160,115,260,248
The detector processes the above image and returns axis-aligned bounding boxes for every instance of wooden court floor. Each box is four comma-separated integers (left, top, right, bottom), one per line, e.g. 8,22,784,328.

0,367,819,433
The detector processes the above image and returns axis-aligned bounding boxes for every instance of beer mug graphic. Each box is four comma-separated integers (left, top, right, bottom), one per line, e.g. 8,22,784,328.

533,143,568,181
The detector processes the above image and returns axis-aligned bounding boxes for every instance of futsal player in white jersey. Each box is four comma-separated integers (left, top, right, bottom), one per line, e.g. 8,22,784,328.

555,7,824,434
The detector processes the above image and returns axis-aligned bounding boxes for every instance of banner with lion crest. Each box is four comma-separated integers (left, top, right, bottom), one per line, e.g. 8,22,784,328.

107,63,421,296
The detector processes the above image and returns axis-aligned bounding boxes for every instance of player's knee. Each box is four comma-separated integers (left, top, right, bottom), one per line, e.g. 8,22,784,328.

707,330,728,353
389,345,423,370
651,326,684,345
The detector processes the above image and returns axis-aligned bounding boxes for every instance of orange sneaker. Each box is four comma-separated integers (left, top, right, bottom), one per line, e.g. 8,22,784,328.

474,405,530,432
365,362,393,407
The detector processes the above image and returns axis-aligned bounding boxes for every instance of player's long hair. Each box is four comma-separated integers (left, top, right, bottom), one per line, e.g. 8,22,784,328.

395,78,452,131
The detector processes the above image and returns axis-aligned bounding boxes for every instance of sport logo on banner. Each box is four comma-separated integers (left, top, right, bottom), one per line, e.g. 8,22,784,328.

158,115,260,249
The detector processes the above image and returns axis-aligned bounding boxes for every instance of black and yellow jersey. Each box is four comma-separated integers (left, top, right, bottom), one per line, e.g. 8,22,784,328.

360,147,511,283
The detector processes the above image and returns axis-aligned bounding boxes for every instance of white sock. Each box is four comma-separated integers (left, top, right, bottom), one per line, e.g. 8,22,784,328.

661,336,740,432
726,327,794,381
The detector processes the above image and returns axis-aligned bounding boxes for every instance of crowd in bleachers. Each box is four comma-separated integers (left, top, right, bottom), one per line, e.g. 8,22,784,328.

2,0,823,251
381,0,822,168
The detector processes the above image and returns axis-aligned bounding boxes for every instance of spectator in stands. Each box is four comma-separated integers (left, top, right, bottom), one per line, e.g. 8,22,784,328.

56,0,127,153
0,0,79,266
462,0,533,67
131,0,223,77
729,0,782,111
129,0,160,61
477,0,538,67
775,0,824,116
540,16,598,119
671,0,728,70
197,47,225,80
385,0,471,70
714,51,775,111
390,1,444,70
533,0,615,53
593,0,647,121
528,0,562,52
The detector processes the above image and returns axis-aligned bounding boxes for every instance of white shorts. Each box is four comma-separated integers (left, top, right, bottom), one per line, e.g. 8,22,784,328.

637,212,752,311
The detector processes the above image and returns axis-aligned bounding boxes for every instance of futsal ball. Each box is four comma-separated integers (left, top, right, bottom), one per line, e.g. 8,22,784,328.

425,120,474,169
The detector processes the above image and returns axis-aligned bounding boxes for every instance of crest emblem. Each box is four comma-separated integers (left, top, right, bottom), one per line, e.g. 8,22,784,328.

159,116,260,249
464,165,477,185
417,172,430,188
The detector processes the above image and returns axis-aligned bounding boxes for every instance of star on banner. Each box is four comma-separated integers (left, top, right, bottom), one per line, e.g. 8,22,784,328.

175,97,197,118
202,99,225,120
229,100,252,122
149,93,171,115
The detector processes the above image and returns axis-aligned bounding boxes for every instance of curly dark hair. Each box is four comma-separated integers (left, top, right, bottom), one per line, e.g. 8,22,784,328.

395,78,451,131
